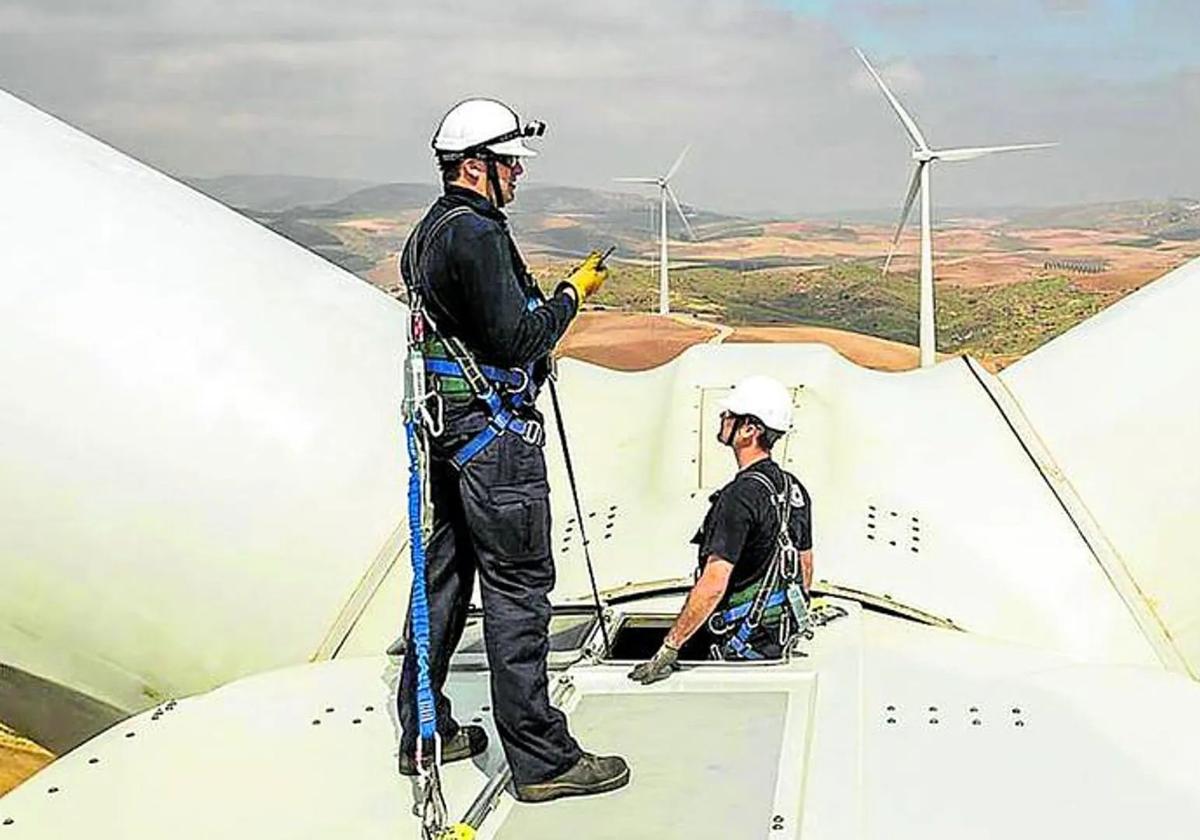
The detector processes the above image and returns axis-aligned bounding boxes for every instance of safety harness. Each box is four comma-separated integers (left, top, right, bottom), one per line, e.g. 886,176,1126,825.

706,471,811,660
400,205,547,468
399,202,550,840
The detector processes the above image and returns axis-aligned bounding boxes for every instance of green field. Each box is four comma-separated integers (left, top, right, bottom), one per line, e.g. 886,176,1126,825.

532,260,1117,360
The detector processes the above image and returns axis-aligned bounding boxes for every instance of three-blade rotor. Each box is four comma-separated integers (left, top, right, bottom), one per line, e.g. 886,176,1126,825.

856,49,1056,275
613,144,696,240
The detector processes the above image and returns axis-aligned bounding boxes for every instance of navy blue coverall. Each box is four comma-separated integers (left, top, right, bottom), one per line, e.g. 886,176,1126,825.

397,185,582,785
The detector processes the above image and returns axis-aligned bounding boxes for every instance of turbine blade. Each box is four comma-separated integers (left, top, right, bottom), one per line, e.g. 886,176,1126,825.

665,185,697,241
934,142,1058,162
664,144,691,181
613,177,660,183
855,48,930,152
884,164,923,275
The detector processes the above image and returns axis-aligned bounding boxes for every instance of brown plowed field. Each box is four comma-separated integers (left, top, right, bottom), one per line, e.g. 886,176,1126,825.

557,311,935,372
557,311,718,370
0,729,52,796
727,325,927,371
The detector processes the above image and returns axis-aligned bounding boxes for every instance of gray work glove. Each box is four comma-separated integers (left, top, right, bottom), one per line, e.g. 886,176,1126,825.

627,642,680,685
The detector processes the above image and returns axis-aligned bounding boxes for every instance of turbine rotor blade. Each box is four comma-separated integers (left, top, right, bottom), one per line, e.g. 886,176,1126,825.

884,164,923,275
665,185,697,241
855,48,930,152
664,144,691,182
613,177,660,183
934,142,1058,162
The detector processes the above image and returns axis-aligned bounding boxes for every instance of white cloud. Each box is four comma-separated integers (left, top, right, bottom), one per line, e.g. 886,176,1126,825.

0,0,1196,213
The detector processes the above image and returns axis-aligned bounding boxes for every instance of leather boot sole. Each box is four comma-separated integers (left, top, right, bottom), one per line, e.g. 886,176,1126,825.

514,764,631,803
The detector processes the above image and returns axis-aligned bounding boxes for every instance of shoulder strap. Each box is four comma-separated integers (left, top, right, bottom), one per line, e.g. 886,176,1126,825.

401,205,476,299
744,470,792,543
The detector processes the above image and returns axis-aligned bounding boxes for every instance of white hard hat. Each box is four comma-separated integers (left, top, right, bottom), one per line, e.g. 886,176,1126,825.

432,98,542,158
719,375,793,433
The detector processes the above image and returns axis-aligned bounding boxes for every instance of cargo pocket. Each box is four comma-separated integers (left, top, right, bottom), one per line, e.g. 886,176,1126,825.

488,482,551,561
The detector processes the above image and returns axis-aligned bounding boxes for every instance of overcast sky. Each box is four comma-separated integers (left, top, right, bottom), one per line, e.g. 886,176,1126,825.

1,0,1197,215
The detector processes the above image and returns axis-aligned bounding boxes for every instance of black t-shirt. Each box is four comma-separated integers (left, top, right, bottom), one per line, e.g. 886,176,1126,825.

692,459,812,599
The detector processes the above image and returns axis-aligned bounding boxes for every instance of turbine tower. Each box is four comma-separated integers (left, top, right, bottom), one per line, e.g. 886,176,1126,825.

856,49,1056,367
615,145,696,315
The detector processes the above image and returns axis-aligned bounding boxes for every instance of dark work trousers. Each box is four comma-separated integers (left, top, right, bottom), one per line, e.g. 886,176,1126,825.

398,426,582,785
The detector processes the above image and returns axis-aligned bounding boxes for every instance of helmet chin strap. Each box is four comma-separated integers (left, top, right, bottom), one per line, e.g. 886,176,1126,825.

485,157,506,209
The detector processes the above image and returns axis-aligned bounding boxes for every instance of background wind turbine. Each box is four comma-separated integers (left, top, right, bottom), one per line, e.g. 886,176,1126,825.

856,48,1057,368
615,145,697,315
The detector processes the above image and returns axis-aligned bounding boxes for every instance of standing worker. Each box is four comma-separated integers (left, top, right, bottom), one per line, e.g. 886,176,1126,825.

630,375,813,683
397,98,629,803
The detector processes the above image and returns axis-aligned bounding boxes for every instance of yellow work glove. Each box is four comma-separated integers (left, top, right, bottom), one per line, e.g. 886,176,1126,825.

558,250,608,303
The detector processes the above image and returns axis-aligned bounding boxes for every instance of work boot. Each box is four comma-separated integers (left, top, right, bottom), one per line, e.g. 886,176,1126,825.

514,752,630,803
398,725,489,776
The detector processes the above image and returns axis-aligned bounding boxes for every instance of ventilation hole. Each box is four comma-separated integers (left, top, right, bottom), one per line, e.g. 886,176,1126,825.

886,705,896,712
88,758,99,765
125,732,135,739
352,718,362,725
365,706,375,712
325,707,335,713
3,818,13,826
972,719,982,726
312,719,321,726
890,511,898,517
1015,720,1026,728
868,505,877,511
588,512,596,518
913,536,920,542
47,787,59,794
1012,707,1022,714
929,718,939,725
867,534,875,540
969,706,979,713
472,717,483,724
928,706,938,712
888,540,896,546
867,523,875,529
911,547,919,553
886,717,897,724
481,705,490,712
604,534,612,539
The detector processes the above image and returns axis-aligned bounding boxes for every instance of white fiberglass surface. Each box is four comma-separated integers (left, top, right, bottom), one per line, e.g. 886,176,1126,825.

497,691,792,839
0,89,409,710
7,607,1200,840
1002,255,1200,677
524,346,1156,669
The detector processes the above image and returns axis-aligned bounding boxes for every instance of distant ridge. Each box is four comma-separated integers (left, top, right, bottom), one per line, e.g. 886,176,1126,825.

186,174,372,213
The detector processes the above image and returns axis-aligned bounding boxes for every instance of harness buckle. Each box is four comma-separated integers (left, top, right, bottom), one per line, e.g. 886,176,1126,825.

707,611,729,635
502,367,530,396
520,419,545,447
780,545,800,581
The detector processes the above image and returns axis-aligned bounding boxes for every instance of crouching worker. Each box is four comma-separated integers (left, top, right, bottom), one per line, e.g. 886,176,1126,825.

629,375,813,685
